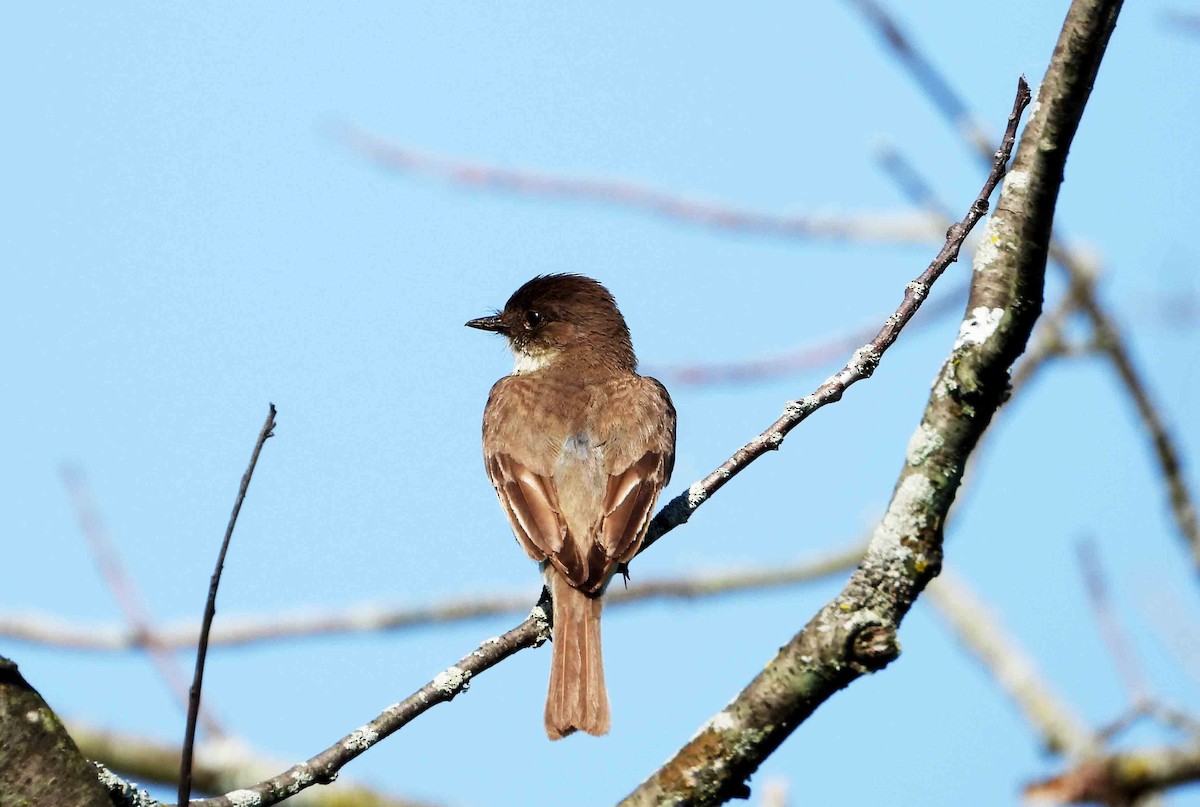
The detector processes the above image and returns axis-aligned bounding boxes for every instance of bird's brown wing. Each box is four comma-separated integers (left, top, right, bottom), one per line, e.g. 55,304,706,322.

587,377,676,590
485,452,567,564
598,450,670,568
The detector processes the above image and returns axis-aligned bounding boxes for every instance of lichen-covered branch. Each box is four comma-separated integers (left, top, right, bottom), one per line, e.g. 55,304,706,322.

850,0,1200,570
0,656,114,807
641,80,1028,556
70,722,437,807
182,601,551,807
619,2,1122,800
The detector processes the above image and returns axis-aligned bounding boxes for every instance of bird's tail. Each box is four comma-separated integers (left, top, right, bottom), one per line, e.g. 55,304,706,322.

545,571,609,739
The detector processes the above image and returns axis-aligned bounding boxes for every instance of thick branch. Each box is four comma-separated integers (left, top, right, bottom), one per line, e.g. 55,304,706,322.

622,2,1120,798
851,0,1200,569
0,656,113,807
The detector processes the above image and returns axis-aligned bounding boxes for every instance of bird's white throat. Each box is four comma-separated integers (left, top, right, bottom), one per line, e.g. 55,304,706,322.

512,345,557,375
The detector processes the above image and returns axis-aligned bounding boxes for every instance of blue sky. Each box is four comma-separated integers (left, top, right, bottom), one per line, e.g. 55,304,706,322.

5,3,1200,805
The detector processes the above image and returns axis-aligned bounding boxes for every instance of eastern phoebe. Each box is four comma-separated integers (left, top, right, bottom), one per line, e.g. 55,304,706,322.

467,274,676,739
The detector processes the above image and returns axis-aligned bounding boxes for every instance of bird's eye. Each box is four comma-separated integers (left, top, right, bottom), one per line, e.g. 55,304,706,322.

525,310,544,328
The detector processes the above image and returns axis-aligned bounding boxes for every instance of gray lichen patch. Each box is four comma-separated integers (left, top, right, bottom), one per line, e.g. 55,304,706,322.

864,474,938,570
971,215,1005,273
342,726,379,752
905,422,945,467
225,789,264,807
954,307,1005,350
432,665,471,696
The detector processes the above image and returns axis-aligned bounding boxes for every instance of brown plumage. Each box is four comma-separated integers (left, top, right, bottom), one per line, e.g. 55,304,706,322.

468,274,676,739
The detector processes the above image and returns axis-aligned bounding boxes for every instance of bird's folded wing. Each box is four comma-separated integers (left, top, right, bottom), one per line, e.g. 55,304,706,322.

486,452,567,564
600,450,669,566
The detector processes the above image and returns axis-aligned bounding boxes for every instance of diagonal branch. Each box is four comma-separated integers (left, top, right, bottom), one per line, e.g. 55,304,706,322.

645,279,968,388
71,721,441,807
848,0,1200,570
183,599,551,807
622,0,1122,797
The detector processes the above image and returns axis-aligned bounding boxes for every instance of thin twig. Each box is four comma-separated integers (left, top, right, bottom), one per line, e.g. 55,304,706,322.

343,125,943,245
179,405,277,806
61,468,225,738
645,280,968,387
641,78,1029,555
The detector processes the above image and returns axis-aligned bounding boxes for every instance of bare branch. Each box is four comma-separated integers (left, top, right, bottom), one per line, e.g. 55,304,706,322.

70,722,437,807
180,405,277,805
621,72,1048,805
848,0,1200,569
646,280,968,388
0,544,864,652
343,125,943,245
641,85,1028,558
183,600,551,807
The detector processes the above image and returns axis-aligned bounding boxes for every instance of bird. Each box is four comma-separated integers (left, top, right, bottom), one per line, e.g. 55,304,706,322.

467,274,676,739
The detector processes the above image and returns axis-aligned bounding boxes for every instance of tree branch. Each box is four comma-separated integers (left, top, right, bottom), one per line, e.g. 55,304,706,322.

0,656,114,807
0,543,864,652
182,600,551,807
343,125,944,245
180,405,277,805
849,0,1200,569
623,0,1123,793
62,467,225,738
70,721,438,807
618,69,1046,805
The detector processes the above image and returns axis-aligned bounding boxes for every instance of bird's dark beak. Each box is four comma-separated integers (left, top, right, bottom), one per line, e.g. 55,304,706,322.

465,315,508,334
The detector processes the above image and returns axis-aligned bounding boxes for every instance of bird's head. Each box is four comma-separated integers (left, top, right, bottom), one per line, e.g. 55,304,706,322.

466,274,635,374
